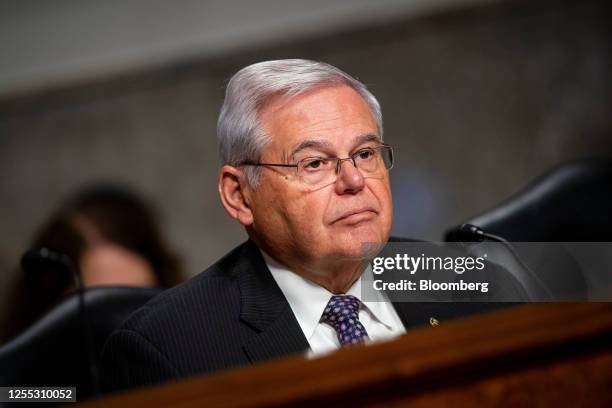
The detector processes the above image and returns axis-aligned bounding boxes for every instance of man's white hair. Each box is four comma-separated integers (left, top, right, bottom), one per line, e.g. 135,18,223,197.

217,59,383,187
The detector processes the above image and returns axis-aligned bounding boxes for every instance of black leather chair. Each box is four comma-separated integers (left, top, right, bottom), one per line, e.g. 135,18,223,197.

449,157,612,242
445,158,612,300
0,286,162,400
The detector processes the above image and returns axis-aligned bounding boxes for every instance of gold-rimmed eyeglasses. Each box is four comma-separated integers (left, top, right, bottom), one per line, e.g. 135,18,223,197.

239,144,394,187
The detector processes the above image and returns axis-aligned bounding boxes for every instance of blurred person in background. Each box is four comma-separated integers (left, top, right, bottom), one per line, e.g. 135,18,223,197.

1,185,185,343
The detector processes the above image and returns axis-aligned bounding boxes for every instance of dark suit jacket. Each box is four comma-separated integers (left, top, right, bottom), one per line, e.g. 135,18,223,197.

101,239,517,392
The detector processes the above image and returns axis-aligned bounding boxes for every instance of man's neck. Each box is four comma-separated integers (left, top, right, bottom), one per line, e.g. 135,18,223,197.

260,246,366,293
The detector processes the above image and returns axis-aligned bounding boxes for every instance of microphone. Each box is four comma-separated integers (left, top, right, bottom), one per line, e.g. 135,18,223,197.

445,224,486,243
446,223,517,245
20,247,100,395
21,247,82,288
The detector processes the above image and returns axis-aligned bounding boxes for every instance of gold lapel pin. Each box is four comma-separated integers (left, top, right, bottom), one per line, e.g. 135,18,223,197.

429,317,439,327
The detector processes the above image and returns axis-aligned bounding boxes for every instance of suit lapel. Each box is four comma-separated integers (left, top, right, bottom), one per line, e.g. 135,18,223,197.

391,299,506,331
235,240,310,364
390,301,431,331
242,307,311,363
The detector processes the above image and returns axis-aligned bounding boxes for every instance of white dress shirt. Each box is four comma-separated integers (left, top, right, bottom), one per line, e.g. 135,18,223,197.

261,249,406,358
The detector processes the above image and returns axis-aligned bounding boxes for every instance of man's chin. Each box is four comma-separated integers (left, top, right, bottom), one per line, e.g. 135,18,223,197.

330,229,388,259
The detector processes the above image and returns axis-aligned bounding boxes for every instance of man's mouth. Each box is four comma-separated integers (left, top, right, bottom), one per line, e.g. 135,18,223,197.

332,207,378,225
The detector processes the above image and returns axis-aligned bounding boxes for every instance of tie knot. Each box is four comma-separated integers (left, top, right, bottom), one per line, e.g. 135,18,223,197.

321,295,369,346
321,295,361,327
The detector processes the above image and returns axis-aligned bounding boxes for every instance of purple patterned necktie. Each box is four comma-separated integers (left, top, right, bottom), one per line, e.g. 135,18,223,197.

321,295,370,346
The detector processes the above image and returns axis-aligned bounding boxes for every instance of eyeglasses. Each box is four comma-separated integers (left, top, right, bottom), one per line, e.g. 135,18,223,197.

240,144,394,187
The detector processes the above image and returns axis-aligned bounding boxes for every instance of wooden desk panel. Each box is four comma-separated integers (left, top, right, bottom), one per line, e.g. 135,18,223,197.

80,303,612,407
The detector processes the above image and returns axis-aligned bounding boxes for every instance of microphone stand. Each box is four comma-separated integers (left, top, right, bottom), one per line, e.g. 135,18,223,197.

447,224,553,300
22,248,101,396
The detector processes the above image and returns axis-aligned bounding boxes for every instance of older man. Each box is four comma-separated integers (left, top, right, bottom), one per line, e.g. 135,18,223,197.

101,59,506,391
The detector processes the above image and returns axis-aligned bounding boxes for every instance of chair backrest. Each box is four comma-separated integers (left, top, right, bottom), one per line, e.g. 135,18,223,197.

449,157,612,242
0,286,162,398
444,158,612,300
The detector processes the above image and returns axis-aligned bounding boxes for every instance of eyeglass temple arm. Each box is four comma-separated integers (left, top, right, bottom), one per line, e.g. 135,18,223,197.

242,162,298,168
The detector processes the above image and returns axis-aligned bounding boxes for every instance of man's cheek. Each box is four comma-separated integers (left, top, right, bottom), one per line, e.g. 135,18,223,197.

296,190,327,215
296,202,323,227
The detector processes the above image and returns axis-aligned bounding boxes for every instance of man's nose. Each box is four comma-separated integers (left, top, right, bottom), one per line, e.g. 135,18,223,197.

334,159,365,194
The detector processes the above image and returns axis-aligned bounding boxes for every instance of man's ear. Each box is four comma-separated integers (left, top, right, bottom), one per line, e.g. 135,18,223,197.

218,165,254,226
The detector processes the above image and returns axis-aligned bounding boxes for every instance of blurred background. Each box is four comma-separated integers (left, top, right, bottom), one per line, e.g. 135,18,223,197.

1,0,611,338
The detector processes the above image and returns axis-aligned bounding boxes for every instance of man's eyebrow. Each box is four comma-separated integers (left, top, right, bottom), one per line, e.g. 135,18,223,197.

288,139,333,159
353,134,383,147
287,133,382,160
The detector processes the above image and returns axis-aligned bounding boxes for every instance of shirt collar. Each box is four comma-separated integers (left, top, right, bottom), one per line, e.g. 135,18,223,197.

352,266,397,330
261,249,396,340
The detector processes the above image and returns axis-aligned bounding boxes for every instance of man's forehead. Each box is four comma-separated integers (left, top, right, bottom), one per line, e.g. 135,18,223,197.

259,85,379,157
261,84,375,126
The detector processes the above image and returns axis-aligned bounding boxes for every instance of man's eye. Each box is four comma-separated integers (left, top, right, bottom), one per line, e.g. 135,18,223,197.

306,159,323,169
303,158,329,170
356,149,374,160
